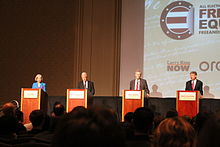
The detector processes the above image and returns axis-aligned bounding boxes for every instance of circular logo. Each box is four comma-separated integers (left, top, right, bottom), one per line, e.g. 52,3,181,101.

160,1,194,40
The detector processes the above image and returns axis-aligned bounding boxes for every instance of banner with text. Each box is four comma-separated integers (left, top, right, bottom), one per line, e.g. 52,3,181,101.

144,0,220,98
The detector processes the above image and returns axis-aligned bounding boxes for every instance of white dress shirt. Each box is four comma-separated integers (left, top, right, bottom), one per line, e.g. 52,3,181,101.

191,79,197,90
134,79,140,90
84,81,88,89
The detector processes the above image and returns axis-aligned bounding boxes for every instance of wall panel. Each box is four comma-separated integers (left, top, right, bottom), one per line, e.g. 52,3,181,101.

0,0,121,105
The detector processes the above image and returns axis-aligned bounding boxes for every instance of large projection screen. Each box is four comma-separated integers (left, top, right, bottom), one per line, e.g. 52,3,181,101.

144,0,220,98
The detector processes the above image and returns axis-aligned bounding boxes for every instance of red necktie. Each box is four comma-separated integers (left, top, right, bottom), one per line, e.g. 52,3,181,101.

191,80,194,90
136,80,139,90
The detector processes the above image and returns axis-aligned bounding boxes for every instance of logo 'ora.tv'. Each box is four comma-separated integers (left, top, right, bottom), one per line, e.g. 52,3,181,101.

160,1,194,40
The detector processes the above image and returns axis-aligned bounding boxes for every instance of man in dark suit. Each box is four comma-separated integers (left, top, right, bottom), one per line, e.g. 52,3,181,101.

130,71,150,97
185,71,203,95
77,72,95,96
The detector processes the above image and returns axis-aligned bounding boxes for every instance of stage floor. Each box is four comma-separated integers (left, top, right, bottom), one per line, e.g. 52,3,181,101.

48,96,220,120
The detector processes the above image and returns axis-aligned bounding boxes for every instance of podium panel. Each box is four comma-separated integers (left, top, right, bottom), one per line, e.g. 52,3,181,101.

176,90,200,118
122,90,144,121
66,89,87,112
21,88,41,124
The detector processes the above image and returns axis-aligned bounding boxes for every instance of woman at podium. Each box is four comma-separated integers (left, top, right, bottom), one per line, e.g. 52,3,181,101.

32,74,48,113
32,74,46,92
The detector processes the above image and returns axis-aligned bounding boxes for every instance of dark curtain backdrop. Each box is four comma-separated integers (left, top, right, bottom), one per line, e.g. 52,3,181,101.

0,0,121,105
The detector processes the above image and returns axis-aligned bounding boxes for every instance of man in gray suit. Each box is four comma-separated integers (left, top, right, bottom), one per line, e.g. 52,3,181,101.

130,71,150,97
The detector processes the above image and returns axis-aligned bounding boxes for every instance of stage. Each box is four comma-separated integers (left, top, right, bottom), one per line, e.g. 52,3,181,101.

48,96,220,120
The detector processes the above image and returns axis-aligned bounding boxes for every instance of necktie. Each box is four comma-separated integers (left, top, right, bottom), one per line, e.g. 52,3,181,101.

84,81,86,89
191,80,194,90
136,80,139,90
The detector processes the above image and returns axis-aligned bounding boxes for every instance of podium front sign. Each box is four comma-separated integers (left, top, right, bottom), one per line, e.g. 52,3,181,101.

125,91,142,99
23,90,39,98
69,90,85,99
66,89,87,112
179,92,196,101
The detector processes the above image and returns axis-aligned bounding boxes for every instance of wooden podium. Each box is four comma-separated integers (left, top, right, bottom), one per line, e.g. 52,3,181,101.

21,88,42,124
176,91,200,118
66,89,87,112
122,90,144,121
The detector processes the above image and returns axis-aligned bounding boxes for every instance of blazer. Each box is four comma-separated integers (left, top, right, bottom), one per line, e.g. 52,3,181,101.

77,80,95,96
32,82,46,92
185,79,203,95
130,78,150,95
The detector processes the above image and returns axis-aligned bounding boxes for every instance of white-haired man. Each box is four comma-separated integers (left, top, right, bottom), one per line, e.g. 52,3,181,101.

130,71,150,97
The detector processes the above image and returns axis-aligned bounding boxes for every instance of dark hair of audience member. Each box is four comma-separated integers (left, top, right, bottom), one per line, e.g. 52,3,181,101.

4,102,26,135
133,107,154,134
192,112,210,134
53,103,65,117
0,104,18,141
198,112,220,147
166,109,178,118
68,106,88,119
2,102,16,116
53,101,61,107
124,112,134,123
29,110,46,130
0,112,18,136
154,117,196,147
52,106,125,147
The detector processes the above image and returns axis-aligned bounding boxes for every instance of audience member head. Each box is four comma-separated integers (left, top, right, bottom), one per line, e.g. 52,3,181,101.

124,112,134,123
29,110,45,129
52,102,61,111
53,103,65,117
154,117,196,147
166,109,178,118
2,102,16,116
133,107,154,134
88,106,119,125
69,106,88,119
0,104,18,136
193,112,210,134
198,112,220,147
52,106,124,147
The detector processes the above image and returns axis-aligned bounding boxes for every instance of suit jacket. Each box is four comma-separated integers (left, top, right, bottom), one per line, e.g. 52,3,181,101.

185,79,203,95
130,78,150,95
77,80,95,96
32,82,46,92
